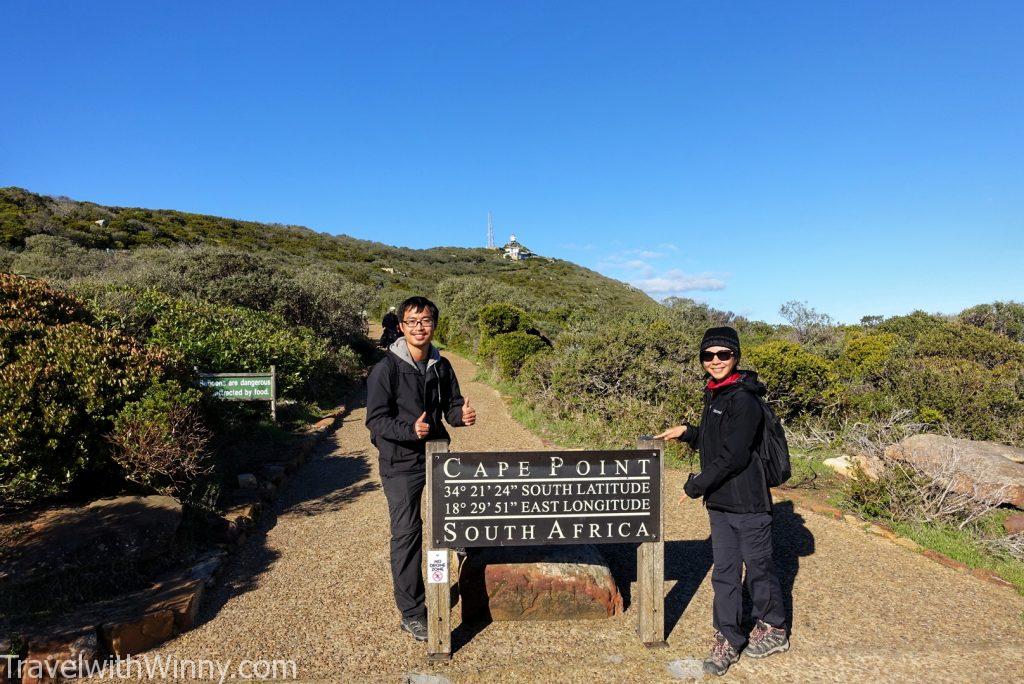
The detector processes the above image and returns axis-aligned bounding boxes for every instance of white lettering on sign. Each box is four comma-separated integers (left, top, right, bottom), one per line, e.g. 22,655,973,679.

427,549,448,584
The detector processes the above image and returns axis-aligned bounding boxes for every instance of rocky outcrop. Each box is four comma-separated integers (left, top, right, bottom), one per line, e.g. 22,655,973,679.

460,545,623,622
884,434,1024,508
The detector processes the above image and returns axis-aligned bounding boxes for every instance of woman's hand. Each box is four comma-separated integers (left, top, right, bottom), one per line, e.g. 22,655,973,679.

654,425,687,441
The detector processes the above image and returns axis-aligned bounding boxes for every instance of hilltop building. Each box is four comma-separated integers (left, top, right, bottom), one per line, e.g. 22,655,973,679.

502,234,535,261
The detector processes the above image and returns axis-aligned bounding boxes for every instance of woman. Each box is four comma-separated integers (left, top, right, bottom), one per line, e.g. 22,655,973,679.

656,326,789,676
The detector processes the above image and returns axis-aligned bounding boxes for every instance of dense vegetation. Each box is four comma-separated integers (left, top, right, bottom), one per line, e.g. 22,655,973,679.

0,186,653,321
0,187,652,509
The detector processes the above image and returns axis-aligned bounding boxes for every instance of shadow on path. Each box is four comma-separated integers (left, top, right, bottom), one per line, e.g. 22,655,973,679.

197,397,379,625
601,499,815,640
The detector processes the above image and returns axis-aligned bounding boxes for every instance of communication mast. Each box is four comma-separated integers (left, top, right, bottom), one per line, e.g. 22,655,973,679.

487,211,495,249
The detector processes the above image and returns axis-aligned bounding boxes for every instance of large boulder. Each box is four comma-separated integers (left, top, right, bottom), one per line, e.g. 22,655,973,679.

459,545,623,622
823,453,884,480
0,495,183,590
884,435,1024,508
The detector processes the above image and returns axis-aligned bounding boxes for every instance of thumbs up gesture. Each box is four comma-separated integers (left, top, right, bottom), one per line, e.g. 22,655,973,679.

462,398,477,426
414,411,430,439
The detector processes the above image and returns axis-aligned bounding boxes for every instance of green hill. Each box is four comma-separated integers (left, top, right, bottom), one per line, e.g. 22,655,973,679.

0,186,653,323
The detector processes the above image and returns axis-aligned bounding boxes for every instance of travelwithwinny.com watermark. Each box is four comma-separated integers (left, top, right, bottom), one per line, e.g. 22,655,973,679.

2,653,298,682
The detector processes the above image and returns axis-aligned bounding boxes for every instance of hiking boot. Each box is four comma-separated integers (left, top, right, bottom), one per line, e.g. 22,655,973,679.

703,631,740,676
400,617,427,642
745,619,789,659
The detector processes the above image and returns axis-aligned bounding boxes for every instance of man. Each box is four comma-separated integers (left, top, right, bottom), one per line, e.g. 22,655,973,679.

365,296,477,642
656,326,788,676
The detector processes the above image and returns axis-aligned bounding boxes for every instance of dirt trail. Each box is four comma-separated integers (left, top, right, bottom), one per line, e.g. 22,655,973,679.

134,350,1023,682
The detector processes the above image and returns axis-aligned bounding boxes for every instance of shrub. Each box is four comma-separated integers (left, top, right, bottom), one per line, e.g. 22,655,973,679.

0,275,177,504
484,331,549,378
879,311,1024,368
959,301,1024,343
744,340,840,421
80,287,338,397
478,303,529,338
109,380,212,499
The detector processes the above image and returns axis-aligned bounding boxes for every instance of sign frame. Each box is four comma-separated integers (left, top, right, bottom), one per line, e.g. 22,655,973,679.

423,437,666,662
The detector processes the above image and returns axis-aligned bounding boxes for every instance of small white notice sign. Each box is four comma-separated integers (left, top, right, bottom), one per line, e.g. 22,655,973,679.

427,549,449,584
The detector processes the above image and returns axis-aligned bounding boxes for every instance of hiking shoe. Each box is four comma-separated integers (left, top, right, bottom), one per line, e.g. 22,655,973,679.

400,617,427,642
745,619,789,659
703,631,740,676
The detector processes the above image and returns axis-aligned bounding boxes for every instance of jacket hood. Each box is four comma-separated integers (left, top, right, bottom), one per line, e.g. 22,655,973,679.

388,337,441,370
736,369,767,396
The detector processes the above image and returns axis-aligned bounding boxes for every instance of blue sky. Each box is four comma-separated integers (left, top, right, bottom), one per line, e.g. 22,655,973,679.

2,1,1021,323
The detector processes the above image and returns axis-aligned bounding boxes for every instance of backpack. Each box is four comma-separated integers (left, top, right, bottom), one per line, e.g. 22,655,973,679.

753,396,792,487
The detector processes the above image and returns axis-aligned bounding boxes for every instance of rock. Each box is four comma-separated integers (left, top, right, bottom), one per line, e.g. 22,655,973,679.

460,545,623,621
99,576,204,656
102,609,175,657
667,658,704,680
237,473,258,488
187,550,227,587
22,629,99,682
260,465,286,485
1004,513,1024,535
884,434,1024,507
0,496,182,591
823,454,883,480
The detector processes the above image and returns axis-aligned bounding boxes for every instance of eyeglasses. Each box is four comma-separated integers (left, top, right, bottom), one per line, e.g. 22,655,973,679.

700,350,735,363
403,318,435,329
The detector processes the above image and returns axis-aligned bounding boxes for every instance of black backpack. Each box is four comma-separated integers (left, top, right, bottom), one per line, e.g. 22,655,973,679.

753,396,792,487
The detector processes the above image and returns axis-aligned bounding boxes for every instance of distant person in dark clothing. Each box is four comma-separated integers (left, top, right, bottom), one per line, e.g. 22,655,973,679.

656,326,788,676
365,296,477,642
379,307,402,349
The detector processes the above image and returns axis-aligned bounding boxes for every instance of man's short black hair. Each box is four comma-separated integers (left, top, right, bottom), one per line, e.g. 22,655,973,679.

398,296,439,323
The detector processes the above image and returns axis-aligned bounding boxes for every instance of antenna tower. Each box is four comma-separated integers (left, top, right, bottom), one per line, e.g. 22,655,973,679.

487,211,495,249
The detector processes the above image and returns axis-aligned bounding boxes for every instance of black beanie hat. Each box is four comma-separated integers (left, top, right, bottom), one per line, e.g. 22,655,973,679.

700,326,741,357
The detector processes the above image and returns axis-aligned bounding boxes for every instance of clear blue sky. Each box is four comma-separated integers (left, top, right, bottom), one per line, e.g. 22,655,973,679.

2,1,1021,323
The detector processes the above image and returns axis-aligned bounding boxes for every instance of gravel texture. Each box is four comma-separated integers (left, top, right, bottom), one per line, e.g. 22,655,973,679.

102,351,1024,682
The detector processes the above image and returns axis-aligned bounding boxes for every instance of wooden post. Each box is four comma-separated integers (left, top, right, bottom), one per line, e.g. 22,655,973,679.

425,439,452,662
637,436,667,647
269,365,277,423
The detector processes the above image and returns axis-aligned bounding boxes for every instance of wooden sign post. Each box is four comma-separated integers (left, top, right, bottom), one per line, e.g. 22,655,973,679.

424,438,666,661
425,439,452,662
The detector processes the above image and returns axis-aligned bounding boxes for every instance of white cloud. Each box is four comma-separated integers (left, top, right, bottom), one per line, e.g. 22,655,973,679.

630,269,726,294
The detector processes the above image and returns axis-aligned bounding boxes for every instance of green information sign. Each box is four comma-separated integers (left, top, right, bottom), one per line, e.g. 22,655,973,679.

199,367,277,420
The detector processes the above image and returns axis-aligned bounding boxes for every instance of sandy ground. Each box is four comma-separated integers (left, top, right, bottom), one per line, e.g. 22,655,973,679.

116,350,1023,683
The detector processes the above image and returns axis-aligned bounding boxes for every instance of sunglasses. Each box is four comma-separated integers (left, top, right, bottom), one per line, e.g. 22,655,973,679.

700,350,736,363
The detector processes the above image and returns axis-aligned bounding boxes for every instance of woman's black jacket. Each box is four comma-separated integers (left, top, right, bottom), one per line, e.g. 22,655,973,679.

681,370,772,513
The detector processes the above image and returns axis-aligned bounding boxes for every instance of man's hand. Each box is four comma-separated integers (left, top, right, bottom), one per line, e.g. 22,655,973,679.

654,424,687,441
462,398,477,426
414,411,430,439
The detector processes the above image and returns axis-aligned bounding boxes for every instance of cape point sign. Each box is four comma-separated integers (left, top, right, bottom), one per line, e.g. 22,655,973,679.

423,438,667,662
431,450,661,547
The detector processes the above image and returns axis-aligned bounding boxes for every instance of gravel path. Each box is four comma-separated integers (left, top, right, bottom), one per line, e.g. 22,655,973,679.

135,351,1023,682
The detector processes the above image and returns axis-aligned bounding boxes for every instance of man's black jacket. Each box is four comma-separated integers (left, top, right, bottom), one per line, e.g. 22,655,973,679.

365,338,466,476
681,370,771,513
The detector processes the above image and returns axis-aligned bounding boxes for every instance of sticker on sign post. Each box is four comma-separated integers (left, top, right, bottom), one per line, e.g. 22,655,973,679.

427,549,449,584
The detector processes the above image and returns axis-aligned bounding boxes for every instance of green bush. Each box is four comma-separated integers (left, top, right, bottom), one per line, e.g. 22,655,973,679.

879,311,1024,368
744,340,840,421
0,275,178,504
81,287,338,397
478,303,529,338
483,331,549,378
890,357,1024,444
959,301,1024,343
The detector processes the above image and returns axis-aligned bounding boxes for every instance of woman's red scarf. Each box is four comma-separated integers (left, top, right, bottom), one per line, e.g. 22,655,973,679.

707,371,741,392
